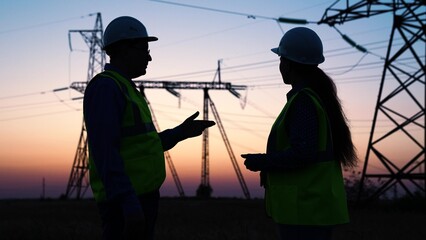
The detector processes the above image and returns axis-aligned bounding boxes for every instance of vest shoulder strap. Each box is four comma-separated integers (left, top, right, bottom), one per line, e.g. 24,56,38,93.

96,70,156,137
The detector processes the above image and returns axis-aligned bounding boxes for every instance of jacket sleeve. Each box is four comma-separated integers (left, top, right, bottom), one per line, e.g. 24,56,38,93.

158,127,184,151
84,77,141,215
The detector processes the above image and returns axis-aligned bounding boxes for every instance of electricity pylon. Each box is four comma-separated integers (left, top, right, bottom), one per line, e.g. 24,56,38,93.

319,0,425,202
64,12,105,199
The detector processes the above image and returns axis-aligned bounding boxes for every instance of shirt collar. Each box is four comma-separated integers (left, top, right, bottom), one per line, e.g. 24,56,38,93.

104,63,128,78
286,81,308,100
104,63,137,88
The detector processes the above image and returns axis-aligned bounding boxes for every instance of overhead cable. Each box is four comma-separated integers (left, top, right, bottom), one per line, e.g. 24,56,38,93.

328,53,369,75
0,13,97,35
332,26,386,60
150,0,316,24
0,99,77,111
0,109,80,122
0,87,69,100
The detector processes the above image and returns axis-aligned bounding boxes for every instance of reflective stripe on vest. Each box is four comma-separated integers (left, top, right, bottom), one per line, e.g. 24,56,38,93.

87,70,166,202
265,88,349,225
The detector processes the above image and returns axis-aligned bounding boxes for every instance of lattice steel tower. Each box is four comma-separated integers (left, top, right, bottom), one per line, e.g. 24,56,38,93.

64,13,105,199
319,0,425,201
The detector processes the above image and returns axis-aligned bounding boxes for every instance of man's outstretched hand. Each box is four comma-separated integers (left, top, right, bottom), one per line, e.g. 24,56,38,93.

178,111,215,139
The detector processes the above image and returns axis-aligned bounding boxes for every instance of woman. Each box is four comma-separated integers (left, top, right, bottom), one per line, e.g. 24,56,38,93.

242,27,357,240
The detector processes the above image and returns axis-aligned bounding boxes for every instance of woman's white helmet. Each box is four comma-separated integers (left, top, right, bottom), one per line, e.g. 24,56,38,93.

103,16,158,50
271,27,324,65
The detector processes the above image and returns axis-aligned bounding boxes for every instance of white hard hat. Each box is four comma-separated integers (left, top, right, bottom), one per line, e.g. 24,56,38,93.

103,16,158,49
271,27,324,65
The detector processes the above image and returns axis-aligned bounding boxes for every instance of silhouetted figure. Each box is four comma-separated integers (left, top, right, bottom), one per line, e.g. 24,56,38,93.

84,16,215,240
242,27,357,240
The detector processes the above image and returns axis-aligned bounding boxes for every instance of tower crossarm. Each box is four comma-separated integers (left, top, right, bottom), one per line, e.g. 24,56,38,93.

133,80,247,91
70,80,247,94
70,82,87,94
317,0,414,26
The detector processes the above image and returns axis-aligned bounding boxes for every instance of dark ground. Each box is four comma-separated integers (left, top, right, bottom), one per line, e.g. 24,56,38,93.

0,197,425,240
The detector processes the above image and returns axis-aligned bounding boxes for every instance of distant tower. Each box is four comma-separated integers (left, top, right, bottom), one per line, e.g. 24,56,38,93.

196,88,213,198
64,13,105,199
195,60,250,199
319,0,425,201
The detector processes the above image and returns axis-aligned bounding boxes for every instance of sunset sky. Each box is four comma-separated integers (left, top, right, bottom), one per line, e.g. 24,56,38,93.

0,0,422,199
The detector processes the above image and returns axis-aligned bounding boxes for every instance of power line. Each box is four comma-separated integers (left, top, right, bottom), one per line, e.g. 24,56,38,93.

151,101,275,120
0,13,97,35
154,20,266,49
208,132,263,153
147,68,216,80
0,87,69,100
0,109,80,122
0,86,75,115
0,99,80,112
328,53,369,76
0,90,50,100
147,34,400,82
0,11,409,133
150,0,280,21
148,54,385,84
0,56,386,114
150,0,319,25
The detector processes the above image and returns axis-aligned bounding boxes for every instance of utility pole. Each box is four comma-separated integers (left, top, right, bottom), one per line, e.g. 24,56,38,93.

319,0,425,202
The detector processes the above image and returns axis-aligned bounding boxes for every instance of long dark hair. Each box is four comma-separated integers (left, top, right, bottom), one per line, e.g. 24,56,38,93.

292,61,358,168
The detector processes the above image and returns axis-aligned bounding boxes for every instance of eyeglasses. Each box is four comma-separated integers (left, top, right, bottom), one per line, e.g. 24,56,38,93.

131,46,150,56
129,40,150,54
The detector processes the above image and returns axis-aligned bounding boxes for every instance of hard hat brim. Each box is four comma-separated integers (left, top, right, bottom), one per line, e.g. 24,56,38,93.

102,36,159,50
146,36,158,42
271,47,280,56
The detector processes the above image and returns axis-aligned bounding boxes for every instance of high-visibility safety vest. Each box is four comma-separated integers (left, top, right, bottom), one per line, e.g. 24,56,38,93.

86,70,165,202
265,88,349,225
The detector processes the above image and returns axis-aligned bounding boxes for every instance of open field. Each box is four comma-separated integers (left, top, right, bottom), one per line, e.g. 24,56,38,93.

0,198,425,240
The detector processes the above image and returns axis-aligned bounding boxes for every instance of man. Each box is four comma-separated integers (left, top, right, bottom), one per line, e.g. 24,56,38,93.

84,16,215,240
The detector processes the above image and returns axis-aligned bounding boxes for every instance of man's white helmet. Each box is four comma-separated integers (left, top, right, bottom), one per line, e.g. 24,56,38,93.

103,16,158,50
271,27,324,65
